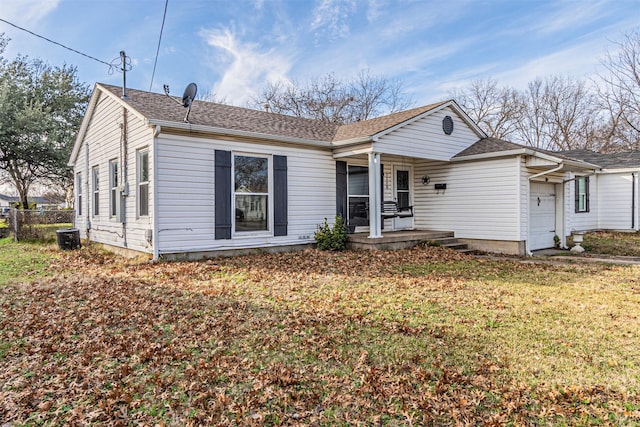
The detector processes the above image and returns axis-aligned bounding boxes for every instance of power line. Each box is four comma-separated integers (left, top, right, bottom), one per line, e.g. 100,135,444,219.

0,17,112,67
149,0,169,91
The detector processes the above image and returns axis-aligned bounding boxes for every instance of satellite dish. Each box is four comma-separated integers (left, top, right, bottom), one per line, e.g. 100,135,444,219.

182,83,197,107
163,82,198,123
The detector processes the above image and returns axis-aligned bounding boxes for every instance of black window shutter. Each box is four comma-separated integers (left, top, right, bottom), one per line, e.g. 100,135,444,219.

574,179,579,213
273,155,288,236
336,161,347,219
215,150,232,239
585,176,590,212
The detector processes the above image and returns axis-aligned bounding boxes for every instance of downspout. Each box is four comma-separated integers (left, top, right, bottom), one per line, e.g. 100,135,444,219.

85,140,90,237
121,107,128,248
152,125,161,261
526,163,564,256
632,172,636,230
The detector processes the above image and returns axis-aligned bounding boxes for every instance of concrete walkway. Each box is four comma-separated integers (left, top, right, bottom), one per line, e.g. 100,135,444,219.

528,249,640,266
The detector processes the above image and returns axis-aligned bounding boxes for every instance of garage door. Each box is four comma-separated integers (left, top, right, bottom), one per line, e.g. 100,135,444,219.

530,182,556,250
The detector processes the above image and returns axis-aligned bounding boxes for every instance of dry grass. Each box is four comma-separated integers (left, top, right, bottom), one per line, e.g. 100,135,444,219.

1,242,639,425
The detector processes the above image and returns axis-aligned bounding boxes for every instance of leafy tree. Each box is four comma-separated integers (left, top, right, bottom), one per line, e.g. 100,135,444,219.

252,70,413,124
0,50,90,209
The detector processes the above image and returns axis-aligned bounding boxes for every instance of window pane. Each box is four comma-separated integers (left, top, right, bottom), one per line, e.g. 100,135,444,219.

348,166,369,195
235,194,268,231
397,192,410,209
235,156,268,193
139,183,149,216
140,151,149,182
348,196,369,227
396,170,409,191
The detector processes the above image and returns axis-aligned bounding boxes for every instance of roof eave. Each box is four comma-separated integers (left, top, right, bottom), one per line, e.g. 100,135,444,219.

148,119,333,148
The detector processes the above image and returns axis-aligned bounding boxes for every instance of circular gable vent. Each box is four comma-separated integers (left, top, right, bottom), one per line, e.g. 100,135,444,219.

442,115,454,135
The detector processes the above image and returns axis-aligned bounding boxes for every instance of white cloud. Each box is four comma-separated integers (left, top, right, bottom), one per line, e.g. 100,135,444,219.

0,0,60,26
310,0,357,40
200,27,293,105
529,0,608,36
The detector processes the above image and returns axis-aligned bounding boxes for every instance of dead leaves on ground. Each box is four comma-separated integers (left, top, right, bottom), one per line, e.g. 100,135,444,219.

1,245,638,425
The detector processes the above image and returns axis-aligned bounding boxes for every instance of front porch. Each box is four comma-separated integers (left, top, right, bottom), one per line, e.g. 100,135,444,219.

347,229,468,251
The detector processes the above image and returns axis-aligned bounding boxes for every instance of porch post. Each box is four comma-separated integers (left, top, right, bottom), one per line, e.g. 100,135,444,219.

368,152,382,238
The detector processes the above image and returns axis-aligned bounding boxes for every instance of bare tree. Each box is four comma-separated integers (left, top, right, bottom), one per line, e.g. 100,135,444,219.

450,78,520,140
251,70,413,124
598,29,640,150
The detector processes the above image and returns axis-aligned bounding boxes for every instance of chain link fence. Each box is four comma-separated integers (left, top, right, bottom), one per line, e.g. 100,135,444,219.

5,209,75,241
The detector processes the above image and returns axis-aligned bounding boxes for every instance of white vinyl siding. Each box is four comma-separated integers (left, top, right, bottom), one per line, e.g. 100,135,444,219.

374,107,481,161
413,157,521,241
72,93,154,252
155,134,335,254
597,172,639,230
567,172,597,233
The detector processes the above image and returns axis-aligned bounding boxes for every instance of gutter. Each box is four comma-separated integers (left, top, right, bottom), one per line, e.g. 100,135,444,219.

146,119,333,149
152,125,160,262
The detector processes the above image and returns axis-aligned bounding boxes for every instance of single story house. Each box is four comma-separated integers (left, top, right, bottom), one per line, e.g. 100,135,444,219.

70,83,611,260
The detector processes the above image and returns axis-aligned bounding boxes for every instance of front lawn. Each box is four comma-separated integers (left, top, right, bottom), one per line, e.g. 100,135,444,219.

581,231,640,257
0,242,639,425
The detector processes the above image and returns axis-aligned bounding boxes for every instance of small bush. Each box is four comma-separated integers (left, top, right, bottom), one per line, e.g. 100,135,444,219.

314,215,348,251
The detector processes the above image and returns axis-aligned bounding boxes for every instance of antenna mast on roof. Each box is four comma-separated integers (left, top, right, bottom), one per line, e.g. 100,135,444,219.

120,51,128,99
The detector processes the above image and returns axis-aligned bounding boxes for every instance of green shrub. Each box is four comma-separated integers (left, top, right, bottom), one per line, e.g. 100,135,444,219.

314,215,348,251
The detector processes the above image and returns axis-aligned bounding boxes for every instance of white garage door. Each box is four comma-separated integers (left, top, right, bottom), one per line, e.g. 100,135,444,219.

530,182,556,250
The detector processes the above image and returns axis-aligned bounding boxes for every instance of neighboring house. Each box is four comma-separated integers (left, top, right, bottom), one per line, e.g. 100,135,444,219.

0,194,57,210
69,83,603,260
558,149,640,233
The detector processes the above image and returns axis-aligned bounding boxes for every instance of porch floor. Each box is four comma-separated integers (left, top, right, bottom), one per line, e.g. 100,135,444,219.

347,229,456,251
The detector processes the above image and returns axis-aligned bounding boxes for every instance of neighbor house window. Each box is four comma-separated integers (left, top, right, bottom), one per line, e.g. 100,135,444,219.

92,166,99,216
234,154,269,232
575,176,590,213
138,149,149,217
76,172,82,216
348,165,369,227
109,159,119,218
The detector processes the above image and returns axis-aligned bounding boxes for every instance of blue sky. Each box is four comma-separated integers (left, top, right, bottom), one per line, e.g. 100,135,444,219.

1,0,639,108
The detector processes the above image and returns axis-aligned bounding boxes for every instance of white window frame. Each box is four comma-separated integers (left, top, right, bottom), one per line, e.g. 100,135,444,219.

576,176,589,213
109,159,119,218
232,152,272,237
76,172,82,217
92,165,99,217
137,149,150,218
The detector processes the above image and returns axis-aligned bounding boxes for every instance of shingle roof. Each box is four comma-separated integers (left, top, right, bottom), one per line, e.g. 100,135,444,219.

333,101,449,141
454,137,524,157
100,84,340,142
557,149,640,169
454,138,604,168
99,84,450,144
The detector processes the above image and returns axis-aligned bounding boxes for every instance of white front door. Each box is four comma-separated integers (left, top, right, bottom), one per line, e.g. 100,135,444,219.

529,182,556,250
393,166,413,230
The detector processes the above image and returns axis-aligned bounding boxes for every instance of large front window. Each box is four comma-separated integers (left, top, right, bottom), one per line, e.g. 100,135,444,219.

348,165,369,227
234,155,268,232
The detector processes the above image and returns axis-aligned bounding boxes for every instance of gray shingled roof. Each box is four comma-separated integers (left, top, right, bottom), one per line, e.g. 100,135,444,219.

558,149,640,169
100,84,339,142
454,137,524,157
333,101,449,141
454,138,606,168
99,84,449,144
